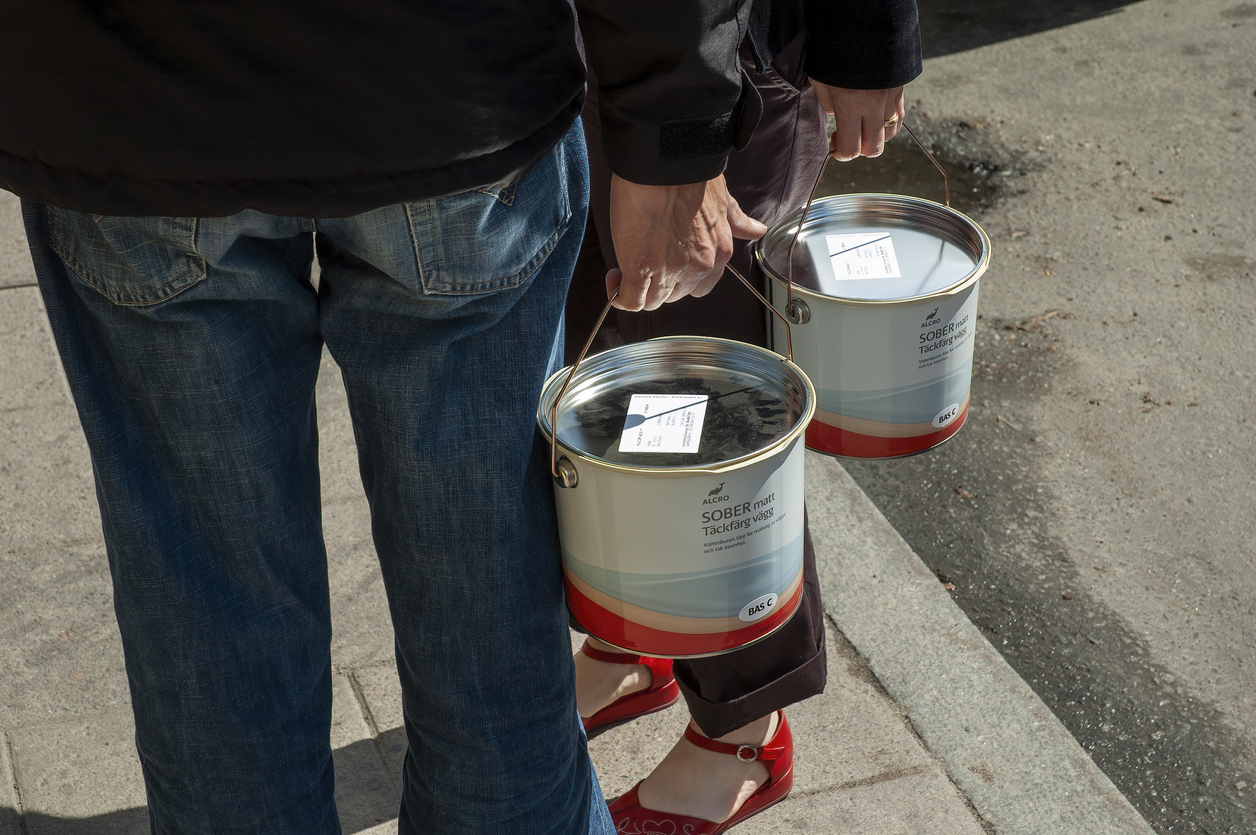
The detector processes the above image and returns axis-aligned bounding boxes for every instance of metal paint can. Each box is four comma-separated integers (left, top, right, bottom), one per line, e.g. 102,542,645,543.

537,337,816,658
755,193,990,458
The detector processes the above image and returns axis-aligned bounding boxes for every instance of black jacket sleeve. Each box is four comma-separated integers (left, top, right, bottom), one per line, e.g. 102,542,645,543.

803,0,922,90
576,0,921,187
576,0,753,185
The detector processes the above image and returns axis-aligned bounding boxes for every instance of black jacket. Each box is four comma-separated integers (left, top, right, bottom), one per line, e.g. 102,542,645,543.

0,1,588,216
747,0,922,89
0,0,918,218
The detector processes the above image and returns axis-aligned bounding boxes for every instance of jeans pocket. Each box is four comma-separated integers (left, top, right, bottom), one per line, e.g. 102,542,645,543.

405,139,572,296
47,207,205,305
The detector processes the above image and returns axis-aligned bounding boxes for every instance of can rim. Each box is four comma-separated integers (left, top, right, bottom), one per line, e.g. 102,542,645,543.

537,336,817,476
754,192,991,307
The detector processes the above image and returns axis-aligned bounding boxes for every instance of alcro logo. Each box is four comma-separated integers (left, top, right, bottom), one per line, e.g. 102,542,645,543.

920,306,941,329
739,593,778,623
703,481,730,504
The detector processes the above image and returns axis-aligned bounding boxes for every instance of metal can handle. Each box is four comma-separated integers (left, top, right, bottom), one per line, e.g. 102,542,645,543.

549,289,620,484
782,119,951,321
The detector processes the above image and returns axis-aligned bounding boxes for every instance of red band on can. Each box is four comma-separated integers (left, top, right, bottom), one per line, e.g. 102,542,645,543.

566,577,803,658
805,402,969,458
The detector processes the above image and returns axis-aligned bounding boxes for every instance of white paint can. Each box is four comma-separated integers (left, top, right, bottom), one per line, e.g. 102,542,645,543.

537,337,815,657
756,193,990,458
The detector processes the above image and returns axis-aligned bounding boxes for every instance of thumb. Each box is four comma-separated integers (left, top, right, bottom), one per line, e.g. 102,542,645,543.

606,267,644,311
725,195,768,241
605,267,622,300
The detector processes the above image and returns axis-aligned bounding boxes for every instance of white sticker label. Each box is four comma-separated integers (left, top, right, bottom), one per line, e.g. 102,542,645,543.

619,394,708,453
739,593,779,623
827,233,902,279
933,403,962,429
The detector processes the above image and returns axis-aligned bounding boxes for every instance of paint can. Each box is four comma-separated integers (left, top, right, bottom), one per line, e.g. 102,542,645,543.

537,336,815,658
755,192,990,458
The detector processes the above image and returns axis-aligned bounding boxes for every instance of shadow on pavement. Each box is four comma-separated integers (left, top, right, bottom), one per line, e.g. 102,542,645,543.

923,0,1142,58
4,730,407,835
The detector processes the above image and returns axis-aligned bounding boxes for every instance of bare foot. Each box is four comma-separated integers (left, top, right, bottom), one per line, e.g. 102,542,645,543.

574,637,653,720
634,713,777,824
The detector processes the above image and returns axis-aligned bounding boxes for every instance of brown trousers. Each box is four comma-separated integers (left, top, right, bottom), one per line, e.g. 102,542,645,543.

566,36,831,738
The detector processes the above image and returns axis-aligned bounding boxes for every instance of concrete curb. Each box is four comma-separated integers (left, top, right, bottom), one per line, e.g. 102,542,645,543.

805,452,1155,835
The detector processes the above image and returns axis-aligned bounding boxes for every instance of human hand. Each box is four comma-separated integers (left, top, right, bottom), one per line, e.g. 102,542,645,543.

606,174,768,311
810,83,906,161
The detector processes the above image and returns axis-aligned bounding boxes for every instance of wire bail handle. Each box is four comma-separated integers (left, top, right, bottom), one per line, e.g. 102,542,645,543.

549,289,619,486
782,119,949,328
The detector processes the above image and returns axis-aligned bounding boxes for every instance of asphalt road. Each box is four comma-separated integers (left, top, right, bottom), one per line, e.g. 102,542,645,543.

820,1,1256,832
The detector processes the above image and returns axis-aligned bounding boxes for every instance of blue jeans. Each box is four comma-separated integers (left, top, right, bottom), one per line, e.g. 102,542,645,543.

23,125,612,835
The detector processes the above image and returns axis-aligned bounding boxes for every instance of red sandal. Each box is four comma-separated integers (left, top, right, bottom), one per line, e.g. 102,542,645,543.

580,641,680,739
608,711,794,834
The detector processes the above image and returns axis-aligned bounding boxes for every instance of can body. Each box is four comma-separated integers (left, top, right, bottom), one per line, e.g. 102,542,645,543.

557,437,806,657
757,194,989,459
770,280,979,457
537,337,815,657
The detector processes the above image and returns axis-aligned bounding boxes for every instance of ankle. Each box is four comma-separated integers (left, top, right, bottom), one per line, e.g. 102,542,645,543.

636,714,777,823
574,641,652,718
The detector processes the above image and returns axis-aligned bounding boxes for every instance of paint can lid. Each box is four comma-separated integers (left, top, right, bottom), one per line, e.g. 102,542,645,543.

538,337,814,470
755,194,989,302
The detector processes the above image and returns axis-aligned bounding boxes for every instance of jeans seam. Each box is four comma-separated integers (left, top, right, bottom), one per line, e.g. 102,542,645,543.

475,181,518,206
404,201,425,288
424,199,441,286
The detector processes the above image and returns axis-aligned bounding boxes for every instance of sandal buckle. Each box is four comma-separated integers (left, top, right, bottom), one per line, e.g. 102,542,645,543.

735,744,760,762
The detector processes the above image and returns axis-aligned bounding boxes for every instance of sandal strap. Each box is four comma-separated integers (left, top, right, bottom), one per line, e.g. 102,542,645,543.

683,712,787,764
